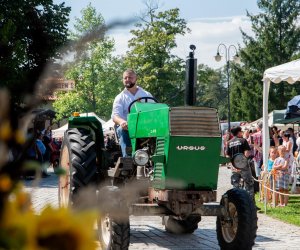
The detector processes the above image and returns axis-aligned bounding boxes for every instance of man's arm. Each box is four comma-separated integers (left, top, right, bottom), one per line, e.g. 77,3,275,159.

225,142,231,158
244,150,251,158
113,115,128,130
112,94,129,130
48,141,54,152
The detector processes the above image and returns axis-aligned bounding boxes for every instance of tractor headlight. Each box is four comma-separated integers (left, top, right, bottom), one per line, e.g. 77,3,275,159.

133,149,149,166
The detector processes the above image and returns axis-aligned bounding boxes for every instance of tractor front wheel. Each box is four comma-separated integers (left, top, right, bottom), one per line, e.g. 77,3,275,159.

216,188,257,250
98,213,130,250
97,186,130,250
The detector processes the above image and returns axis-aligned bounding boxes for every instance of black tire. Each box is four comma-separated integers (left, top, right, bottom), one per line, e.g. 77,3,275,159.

98,213,130,250
58,128,97,207
163,215,201,234
216,188,257,250
97,186,130,250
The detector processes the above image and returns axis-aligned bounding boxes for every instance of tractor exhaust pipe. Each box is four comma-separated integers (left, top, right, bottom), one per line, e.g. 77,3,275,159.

185,45,197,106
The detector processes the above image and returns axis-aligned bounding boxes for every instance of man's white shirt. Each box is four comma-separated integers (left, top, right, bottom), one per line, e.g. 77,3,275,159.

111,86,153,121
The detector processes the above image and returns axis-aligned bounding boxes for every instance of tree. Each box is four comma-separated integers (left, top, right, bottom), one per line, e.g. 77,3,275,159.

53,4,124,120
124,1,190,105
197,64,228,120
0,0,71,105
230,0,300,121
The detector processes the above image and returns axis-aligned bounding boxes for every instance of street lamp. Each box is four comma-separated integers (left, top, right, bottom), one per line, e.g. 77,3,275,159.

214,43,240,133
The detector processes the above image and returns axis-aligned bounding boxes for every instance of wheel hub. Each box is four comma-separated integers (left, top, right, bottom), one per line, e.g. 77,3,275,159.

221,202,238,243
59,145,70,206
100,214,111,245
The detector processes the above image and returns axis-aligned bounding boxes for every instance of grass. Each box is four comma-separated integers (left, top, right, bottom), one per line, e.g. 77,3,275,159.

255,194,300,226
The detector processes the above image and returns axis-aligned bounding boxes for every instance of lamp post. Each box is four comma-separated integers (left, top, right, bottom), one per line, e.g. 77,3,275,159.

215,43,240,133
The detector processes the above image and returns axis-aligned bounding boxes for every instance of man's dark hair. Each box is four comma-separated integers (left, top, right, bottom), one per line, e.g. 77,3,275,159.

231,126,242,136
124,69,137,75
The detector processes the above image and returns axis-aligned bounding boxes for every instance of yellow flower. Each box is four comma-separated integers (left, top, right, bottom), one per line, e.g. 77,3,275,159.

0,174,12,192
16,191,32,212
0,120,12,141
0,194,37,250
1,188,33,226
1,187,98,250
15,129,26,144
36,206,98,250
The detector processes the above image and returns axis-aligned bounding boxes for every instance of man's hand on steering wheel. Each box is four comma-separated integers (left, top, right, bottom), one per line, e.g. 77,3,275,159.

120,120,128,130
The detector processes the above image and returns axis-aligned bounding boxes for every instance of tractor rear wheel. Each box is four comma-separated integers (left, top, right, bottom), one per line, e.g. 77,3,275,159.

59,128,97,207
216,188,257,250
163,215,201,234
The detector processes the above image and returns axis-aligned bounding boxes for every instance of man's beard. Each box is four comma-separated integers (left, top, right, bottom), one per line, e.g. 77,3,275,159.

125,82,135,89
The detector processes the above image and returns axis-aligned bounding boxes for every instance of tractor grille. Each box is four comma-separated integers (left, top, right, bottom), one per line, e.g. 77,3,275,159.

170,107,220,137
153,139,165,182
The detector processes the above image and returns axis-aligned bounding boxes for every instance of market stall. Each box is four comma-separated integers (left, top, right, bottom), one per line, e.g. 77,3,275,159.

262,59,300,169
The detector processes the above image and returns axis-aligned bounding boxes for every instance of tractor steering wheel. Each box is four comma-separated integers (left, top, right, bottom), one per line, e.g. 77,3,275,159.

128,96,158,113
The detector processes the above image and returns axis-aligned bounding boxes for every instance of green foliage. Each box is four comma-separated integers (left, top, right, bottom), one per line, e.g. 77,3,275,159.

53,91,83,120
72,3,105,39
230,0,300,121
0,0,71,104
124,3,190,106
197,64,228,120
256,195,300,226
53,4,124,121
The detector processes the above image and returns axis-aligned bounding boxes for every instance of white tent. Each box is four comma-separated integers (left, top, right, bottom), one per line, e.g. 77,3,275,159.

102,119,115,134
52,123,68,138
52,112,107,138
262,59,300,169
79,112,106,124
248,110,285,128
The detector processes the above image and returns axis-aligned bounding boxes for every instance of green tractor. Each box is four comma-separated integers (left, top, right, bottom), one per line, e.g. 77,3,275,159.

58,47,257,250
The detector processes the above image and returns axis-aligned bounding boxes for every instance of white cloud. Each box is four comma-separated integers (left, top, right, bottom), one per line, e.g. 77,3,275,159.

108,15,254,69
108,30,132,55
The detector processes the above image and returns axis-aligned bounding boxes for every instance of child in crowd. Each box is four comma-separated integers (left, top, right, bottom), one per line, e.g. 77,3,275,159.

266,146,277,172
273,145,289,207
260,146,277,201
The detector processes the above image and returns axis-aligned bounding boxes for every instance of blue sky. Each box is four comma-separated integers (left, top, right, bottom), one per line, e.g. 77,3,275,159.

54,0,260,68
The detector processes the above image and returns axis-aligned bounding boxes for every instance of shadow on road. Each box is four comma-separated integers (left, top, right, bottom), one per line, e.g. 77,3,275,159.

22,173,58,189
129,224,219,249
255,235,280,243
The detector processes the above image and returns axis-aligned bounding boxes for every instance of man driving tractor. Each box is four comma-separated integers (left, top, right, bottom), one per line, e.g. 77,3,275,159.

111,69,153,157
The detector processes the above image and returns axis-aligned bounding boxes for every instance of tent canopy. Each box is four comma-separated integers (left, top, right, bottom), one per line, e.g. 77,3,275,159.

262,59,300,171
52,123,68,138
263,59,300,84
269,109,285,125
275,115,300,125
52,112,107,138
269,109,300,124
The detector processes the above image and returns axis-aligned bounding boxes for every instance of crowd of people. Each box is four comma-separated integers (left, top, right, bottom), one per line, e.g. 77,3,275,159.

260,126,299,207
25,126,61,178
224,122,299,208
